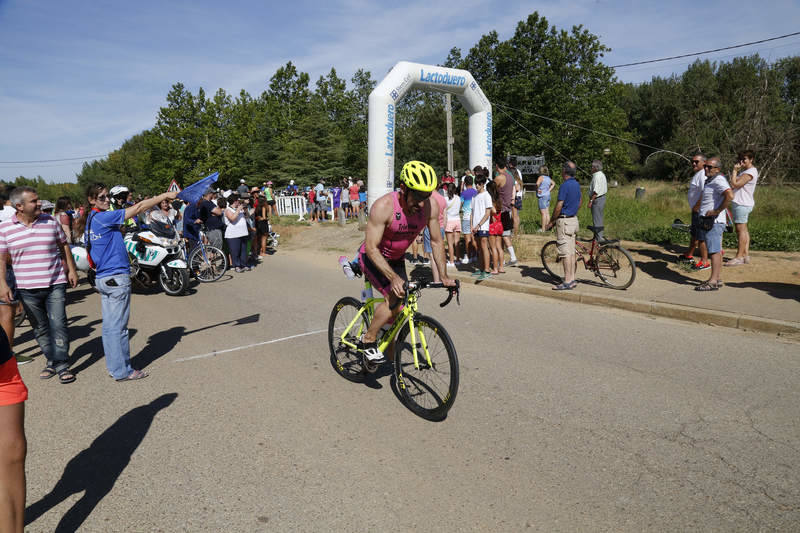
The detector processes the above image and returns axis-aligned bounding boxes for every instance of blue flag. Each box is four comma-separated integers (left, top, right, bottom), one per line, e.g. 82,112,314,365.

177,172,219,204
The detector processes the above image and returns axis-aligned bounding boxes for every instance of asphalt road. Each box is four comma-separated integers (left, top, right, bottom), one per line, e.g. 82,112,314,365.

17,251,800,532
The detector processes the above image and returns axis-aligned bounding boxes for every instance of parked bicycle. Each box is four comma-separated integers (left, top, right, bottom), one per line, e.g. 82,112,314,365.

183,226,227,283
328,261,460,421
541,225,637,290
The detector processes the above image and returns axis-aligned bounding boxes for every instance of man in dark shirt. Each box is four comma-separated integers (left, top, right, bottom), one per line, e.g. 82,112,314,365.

546,161,582,290
493,157,518,265
198,189,224,249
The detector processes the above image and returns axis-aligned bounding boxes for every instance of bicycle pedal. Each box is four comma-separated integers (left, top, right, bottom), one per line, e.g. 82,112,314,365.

363,359,379,373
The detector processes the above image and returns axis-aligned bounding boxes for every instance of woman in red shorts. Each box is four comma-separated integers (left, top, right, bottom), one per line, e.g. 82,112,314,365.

486,181,504,274
0,325,26,533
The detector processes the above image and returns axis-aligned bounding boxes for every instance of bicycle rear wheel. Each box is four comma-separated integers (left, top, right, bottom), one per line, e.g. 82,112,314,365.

394,314,459,421
190,245,227,282
595,245,636,289
328,297,370,383
540,240,562,281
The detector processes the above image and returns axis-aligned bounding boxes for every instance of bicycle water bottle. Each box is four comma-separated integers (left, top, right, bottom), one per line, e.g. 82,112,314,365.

360,286,373,303
339,256,355,280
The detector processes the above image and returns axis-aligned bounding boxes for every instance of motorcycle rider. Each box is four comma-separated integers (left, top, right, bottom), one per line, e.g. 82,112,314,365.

109,186,138,232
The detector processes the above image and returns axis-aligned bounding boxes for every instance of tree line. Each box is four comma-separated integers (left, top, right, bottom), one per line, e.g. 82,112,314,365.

9,11,799,195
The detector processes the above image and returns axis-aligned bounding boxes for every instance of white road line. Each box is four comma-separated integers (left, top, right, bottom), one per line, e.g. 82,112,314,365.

173,328,328,363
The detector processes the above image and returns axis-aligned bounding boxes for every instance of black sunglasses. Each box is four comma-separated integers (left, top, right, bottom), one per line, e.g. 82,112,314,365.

703,165,718,170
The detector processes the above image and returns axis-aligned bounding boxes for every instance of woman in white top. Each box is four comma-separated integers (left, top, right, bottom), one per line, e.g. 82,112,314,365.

443,183,461,267
224,195,250,272
727,150,758,266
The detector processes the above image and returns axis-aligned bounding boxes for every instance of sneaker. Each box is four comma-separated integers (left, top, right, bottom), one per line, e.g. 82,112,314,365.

506,259,518,266
691,261,710,271
422,258,430,265
470,270,484,277
15,354,33,365
235,267,244,273
477,272,492,280
358,336,385,364
678,254,694,263
461,256,469,264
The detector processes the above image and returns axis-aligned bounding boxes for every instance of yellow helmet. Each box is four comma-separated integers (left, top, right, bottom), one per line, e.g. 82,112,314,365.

400,161,437,192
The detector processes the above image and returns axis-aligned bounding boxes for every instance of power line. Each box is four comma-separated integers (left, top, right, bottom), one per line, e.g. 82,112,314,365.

492,101,690,162
610,31,800,68
0,154,109,164
493,105,592,177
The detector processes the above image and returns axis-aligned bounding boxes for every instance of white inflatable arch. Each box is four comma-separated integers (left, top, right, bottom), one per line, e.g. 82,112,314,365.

367,61,492,207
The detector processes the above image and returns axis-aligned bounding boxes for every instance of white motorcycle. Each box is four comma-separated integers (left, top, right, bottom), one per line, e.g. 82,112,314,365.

124,211,189,296
70,211,189,295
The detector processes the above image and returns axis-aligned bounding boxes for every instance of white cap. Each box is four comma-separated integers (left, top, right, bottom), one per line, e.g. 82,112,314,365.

290,179,295,185
240,178,245,183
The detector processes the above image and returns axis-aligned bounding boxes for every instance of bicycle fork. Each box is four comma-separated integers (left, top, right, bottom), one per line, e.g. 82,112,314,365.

407,316,433,371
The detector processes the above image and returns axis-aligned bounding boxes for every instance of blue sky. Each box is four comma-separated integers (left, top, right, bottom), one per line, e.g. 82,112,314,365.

1,0,799,183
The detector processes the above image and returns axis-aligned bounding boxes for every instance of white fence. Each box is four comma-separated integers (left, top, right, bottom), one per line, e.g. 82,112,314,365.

277,196,307,219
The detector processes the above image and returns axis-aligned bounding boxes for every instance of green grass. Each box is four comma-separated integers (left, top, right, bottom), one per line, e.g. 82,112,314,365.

519,181,800,251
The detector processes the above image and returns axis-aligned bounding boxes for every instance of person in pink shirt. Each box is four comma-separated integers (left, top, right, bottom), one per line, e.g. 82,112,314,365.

0,187,78,384
355,161,454,363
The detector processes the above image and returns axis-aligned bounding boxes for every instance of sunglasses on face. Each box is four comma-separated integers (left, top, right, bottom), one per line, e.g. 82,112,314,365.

703,165,718,170
408,190,431,203
691,160,703,164
96,195,109,201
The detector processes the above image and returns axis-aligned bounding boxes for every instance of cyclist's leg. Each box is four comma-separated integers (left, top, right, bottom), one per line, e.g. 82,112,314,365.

358,252,406,346
361,296,400,344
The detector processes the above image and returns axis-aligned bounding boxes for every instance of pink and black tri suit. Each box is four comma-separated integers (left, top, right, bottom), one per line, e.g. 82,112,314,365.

358,191,428,297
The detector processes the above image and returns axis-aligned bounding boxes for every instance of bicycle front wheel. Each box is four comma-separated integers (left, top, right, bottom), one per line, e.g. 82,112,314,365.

394,314,459,421
190,245,227,282
328,297,370,383
595,245,636,289
540,240,563,281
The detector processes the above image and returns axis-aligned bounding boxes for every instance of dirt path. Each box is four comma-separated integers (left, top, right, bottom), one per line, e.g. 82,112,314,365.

275,219,800,286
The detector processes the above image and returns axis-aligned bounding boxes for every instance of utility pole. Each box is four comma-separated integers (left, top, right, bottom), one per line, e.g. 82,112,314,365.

445,94,454,174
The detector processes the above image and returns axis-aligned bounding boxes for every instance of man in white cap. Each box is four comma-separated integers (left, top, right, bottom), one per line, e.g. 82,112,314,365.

237,179,249,197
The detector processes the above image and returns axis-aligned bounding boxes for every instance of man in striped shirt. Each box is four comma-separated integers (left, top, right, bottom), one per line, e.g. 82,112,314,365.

0,187,78,384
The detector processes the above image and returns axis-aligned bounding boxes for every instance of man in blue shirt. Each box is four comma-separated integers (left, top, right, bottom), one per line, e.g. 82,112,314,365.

545,161,582,290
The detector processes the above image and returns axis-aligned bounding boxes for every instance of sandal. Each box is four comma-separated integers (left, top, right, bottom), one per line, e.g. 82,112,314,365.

694,281,719,292
39,366,57,380
552,282,575,291
57,368,76,384
116,369,149,382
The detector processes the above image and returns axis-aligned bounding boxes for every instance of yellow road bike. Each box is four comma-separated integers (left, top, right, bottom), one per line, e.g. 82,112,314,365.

328,262,460,421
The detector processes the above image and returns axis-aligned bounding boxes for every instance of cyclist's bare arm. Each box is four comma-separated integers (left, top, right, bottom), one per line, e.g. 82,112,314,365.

427,200,455,287
364,194,405,298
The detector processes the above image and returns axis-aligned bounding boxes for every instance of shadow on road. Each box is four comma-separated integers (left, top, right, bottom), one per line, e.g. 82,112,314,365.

66,286,96,306
633,249,697,285
519,264,556,284
69,323,137,376
725,281,800,301
131,313,260,369
25,393,178,532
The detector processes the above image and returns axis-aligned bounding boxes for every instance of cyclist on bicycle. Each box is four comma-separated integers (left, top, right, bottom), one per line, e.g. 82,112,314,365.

357,161,455,363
